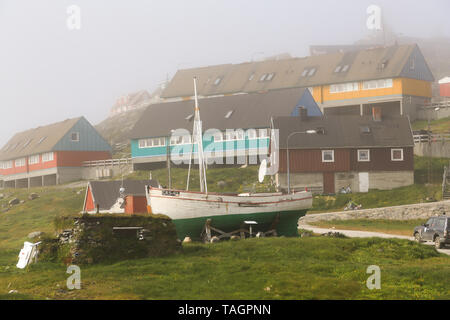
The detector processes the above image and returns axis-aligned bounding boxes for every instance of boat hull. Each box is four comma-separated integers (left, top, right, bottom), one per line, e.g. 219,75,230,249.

146,187,312,240
172,209,308,240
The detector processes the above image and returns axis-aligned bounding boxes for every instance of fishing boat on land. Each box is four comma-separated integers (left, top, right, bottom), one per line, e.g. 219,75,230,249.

145,78,312,241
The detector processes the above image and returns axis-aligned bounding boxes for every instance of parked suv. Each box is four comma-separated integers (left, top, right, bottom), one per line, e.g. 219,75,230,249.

414,215,450,249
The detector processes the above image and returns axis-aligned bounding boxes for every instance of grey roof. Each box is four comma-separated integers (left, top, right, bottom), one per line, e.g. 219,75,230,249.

129,87,310,139
162,44,434,99
88,180,159,210
273,115,414,149
0,117,83,161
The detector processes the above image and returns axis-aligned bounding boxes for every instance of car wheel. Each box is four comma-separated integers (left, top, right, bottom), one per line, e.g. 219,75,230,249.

414,232,422,242
434,236,443,249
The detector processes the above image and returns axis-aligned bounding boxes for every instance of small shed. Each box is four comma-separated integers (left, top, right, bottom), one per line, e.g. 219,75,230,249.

83,180,159,214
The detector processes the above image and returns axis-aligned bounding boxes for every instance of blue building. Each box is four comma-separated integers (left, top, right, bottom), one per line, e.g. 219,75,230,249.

128,87,321,169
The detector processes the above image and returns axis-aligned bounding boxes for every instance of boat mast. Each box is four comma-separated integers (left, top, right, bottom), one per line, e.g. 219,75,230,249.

187,77,208,193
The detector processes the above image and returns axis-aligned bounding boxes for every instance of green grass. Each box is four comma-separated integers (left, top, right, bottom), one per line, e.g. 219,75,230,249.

411,116,450,134
309,219,426,236
0,187,84,265
0,237,448,300
125,165,276,193
414,156,449,184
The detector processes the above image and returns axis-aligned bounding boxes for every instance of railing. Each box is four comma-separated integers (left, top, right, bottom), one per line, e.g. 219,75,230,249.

82,158,132,167
413,133,450,144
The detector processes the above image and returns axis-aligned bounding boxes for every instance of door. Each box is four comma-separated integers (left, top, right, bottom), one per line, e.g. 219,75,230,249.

359,172,369,193
423,218,435,241
323,172,335,194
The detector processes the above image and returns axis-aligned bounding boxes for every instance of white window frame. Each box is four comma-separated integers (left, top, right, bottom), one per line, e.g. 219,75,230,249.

322,150,335,163
2,160,12,169
15,158,26,167
329,82,359,94
258,128,269,139
138,138,166,148
28,155,40,165
213,132,223,142
391,148,404,161
71,132,80,142
247,129,257,140
357,149,370,162
42,152,54,162
362,78,393,90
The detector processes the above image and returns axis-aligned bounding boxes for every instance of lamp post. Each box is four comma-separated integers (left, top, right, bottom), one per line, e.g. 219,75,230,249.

167,129,175,189
286,130,317,194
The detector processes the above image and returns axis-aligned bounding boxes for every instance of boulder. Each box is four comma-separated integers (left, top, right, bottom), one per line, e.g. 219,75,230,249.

8,198,20,206
217,180,227,188
28,231,43,239
210,236,220,243
182,236,192,243
28,193,39,200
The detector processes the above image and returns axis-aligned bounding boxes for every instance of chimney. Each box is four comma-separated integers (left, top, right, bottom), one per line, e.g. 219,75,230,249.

297,106,308,121
372,107,382,121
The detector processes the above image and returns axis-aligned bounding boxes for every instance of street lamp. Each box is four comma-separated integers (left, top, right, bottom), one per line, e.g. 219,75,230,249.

167,129,175,189
286,130,317,194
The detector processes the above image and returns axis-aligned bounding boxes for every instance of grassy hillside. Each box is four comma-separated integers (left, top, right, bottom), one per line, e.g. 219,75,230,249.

0,187,84,265
411,116,450,134
0,237,448,300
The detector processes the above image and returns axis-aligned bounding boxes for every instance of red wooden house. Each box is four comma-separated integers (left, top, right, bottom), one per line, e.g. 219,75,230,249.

83,180,159,214
0,117,112,188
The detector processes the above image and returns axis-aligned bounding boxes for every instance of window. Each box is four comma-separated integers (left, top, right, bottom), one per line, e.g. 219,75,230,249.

213,132,223,142
214,77,222,85
235,130,245,140
362,78,393,90
15,158,26,167
259,74,267,81
391,148,404,161
185,114,194,121
23,139,32,148
329,82,359,93
334,66,341,73
2,161,12,169
138,138,166,148
37,137,47,145
248,73,255,81
358,150,370,162
225,110,234,119
170,135,191,145
266,73,275,81
258,128,269,138
28,155,40,165
71,132,79,142
42,152,54,162
225,131,235,141
341,65,349,72
322,150,334,162
247,129,257,140
301,68,317,78
360,126,371,134
410,58,415,71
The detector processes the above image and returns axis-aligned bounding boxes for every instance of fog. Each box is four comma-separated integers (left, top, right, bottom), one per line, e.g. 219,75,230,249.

0,0,449,145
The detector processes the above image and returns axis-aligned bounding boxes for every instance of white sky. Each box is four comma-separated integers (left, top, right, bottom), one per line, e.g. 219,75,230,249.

0,0,449,145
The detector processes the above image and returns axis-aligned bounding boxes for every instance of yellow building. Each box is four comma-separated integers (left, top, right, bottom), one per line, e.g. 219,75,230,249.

162,44,434,120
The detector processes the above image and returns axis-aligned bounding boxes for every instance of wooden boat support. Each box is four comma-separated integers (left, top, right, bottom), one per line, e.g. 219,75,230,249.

201,214,280,243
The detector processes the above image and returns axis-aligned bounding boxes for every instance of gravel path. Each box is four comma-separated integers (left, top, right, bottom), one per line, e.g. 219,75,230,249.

298,223,450,256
